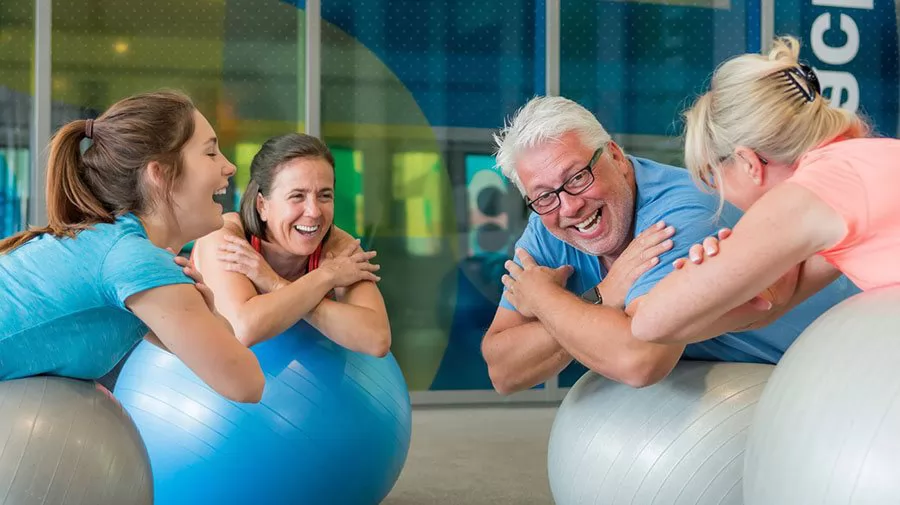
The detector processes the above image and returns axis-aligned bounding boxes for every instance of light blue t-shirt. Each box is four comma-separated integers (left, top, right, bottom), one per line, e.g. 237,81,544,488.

500,156,860,364
0,213,192,380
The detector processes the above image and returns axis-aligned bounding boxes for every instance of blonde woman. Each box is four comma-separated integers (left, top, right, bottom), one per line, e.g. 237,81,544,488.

631,35,899,344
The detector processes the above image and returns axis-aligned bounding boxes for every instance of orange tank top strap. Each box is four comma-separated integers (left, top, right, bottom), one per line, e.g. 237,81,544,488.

307,241,325,272
251,234,328,280
250,235,262,253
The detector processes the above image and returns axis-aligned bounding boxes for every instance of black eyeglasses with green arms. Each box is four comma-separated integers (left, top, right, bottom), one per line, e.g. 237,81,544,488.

525,146,604,215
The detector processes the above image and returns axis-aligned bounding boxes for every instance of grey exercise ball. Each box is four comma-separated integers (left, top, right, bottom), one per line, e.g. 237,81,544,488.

744,287,900,505
0,377,152,505
548,361,774,505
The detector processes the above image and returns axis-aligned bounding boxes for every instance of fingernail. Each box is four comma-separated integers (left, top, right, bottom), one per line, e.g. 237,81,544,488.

664,239,673,248
656,221,665,229
706,246,716,255
665,226,674,233
650,257,659,265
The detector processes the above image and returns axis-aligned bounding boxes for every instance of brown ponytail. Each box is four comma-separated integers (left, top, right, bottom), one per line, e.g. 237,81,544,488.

0,120,108,253
0,90,196,255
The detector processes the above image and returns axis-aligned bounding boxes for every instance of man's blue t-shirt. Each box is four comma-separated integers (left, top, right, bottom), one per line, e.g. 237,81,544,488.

500,156,859,364
0,213,192,380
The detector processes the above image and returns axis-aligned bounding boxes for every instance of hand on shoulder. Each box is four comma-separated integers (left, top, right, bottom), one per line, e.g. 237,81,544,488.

319,226,381,288
324,225,362,255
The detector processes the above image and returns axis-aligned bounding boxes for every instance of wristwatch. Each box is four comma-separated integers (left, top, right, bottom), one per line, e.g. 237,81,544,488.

581,285,603,305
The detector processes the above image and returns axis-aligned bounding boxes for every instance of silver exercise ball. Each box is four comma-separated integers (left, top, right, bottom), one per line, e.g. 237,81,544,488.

744,287,900,505
548,361,774,505
0,377,152,505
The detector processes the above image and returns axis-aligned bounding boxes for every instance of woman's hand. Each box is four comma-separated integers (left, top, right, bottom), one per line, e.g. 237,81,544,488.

319,239,381,288
673,228,800,311
173,255,217,312
171,253,236,333
598,221,675,309
673,228,731,269
216,235,288,294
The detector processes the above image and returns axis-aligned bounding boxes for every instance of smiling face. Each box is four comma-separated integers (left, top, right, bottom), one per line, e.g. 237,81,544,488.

169,109,235,241
516,131,636,257
256,156,335,257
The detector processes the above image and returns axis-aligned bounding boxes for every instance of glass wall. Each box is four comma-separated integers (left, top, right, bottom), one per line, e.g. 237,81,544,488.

560,0,757,167
0,0,34,239
49,0,306,220
9,1,900,400
320,0,543,391
774,1,898,137
557,0,759,386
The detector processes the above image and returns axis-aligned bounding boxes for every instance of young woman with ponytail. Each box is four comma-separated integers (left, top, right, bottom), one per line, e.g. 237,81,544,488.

630,35,900,345
190,133,390,356
0,91,264,403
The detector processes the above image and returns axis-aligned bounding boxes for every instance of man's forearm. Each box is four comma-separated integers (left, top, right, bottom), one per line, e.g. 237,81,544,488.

482,321,572,394
532,284,684,387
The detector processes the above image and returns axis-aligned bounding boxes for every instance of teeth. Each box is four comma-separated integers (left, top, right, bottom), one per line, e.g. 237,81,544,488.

575,208,602,232
214,188,227,196
294,224,319,233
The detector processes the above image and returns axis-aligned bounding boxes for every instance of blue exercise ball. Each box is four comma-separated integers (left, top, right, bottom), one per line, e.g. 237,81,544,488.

113,322,412,505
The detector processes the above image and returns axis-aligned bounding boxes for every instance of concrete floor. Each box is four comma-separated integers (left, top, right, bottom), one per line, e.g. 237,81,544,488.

383,406,558,505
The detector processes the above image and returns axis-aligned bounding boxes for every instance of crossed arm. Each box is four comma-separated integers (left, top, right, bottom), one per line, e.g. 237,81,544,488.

193,219,390,356
630,182,846,344
482,292,685,394
129,283,265,403
481,223,684,394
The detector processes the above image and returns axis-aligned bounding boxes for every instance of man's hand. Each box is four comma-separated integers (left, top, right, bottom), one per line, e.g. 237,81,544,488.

599,221,675,308
502,248,573,318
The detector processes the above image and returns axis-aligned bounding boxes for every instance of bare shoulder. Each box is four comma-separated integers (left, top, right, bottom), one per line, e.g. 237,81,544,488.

323,225,360,254
197,213,245,248
221,213,245,236
192,213,248,273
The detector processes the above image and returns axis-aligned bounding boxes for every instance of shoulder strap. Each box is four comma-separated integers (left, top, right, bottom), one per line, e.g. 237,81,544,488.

308,241,325,272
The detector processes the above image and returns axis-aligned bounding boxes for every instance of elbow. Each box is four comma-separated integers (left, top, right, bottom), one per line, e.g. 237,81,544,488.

484,352,524,395
231,317,264,348
221,367,265,403
630,314,674,344
229,383,264,404
611,352,675,389
488,367,520,396
618,365,668,389
481,332,527,396
364,327,391,358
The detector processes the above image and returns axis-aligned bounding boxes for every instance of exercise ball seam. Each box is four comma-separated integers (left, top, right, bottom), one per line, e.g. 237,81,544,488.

639,389,761,504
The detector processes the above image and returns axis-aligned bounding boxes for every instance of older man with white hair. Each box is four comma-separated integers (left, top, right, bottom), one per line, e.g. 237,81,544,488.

481,95,857,394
